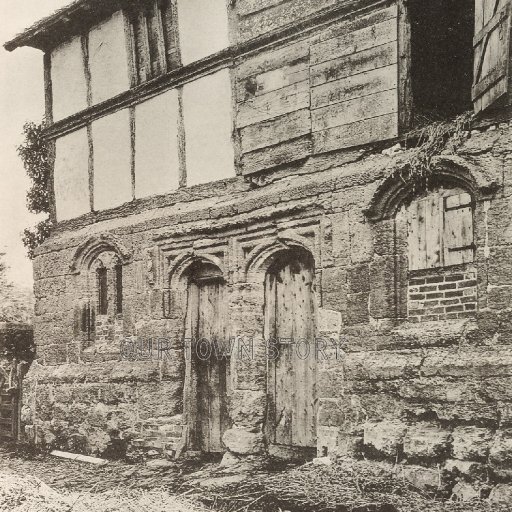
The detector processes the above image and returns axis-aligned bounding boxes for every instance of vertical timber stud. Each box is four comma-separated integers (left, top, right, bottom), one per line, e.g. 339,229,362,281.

130,106,136,200
81,34,93,108
177,87,187,187
43,52,57,224
87,124,94,213
397,0,413,132
170,0,182,67
124,9,138,88
82,32,95,213
139,9,152,82
154,0,168,75
230,66,243,175
227,0,241,176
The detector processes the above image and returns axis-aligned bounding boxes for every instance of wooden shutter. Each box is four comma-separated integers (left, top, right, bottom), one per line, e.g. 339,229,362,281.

443,193,475,266
408,196,442,271
473,0,512,113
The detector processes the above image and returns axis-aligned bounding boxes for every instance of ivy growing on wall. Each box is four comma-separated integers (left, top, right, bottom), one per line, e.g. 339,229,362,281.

17,121,54,259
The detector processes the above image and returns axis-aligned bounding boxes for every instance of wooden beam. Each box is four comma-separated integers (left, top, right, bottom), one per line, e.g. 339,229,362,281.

43,52,53,124
130,106,136,200
81,34,92,108
87,123,94,213
51,450,108,465
123,10,138,88
177,87,187,188
153,0,168,74
397,0,412,133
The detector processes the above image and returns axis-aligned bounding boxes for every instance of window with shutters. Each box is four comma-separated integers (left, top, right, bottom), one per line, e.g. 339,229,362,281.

408,0,475,123
407,189,475,271
127,0,180,85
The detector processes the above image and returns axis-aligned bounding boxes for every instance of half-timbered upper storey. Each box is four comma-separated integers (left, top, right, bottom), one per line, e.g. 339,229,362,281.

5,0,512,222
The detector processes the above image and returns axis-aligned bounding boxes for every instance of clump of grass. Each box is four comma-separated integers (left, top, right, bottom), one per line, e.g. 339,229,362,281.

395,111,474,186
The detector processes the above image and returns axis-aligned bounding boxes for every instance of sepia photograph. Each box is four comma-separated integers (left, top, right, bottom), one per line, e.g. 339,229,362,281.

0,0,511,510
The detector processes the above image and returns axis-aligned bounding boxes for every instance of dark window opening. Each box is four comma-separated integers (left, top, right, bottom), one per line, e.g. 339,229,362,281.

80,302,95,340
97,267,108,315
409,0,475,124
115,264,123,315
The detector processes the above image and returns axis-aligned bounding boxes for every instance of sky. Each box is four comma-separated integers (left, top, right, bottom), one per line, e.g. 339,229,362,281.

0,0,69,288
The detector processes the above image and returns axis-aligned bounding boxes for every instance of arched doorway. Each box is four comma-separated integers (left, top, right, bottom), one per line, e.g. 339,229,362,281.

265,248,317,448
184,260,230,453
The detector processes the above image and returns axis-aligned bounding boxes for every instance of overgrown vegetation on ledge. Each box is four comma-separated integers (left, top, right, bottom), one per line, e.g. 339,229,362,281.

397,111,474,184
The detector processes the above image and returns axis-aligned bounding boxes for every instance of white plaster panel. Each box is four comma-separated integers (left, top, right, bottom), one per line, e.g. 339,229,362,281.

135,90,180,198
183,69,235,187
51,36,88,121
177,0,230,65
92,110,132,211
54,128,90,221
88,11,130,105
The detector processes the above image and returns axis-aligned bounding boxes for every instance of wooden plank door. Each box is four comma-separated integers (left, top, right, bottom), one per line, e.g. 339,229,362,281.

186,267,229,453
267,253,317,448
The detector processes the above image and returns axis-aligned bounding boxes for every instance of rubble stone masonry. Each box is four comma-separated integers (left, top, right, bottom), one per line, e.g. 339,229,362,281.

24,122,512,492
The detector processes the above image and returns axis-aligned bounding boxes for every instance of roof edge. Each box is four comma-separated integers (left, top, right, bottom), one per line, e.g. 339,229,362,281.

4,0,127,52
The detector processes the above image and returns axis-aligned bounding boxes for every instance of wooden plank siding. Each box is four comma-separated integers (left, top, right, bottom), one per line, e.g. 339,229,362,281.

309,11,398,153
237,0,339,41
235,2,399,175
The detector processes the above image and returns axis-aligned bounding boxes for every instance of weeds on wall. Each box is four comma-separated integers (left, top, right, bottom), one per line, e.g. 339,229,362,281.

17,121,54,259
395,111,474,186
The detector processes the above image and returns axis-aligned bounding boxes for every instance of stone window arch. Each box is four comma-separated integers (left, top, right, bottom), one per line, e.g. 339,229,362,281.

365,158,499,323
70,236,131,343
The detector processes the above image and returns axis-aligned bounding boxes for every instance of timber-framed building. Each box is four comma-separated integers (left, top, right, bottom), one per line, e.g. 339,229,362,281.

5,0,512,488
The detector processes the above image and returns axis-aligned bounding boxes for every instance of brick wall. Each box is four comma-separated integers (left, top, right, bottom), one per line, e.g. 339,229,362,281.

408,270,478,322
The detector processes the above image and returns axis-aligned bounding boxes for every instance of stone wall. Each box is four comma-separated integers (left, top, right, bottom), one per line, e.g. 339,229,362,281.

26,122,512,492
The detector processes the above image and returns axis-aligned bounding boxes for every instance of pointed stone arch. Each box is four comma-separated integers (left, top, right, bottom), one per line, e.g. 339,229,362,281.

70,234,132,274
244,235,315,283
167,250,225,290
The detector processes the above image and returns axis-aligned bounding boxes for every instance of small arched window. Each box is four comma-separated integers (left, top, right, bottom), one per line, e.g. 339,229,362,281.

407,188,475,270
115,262,123,315
97,265,109,315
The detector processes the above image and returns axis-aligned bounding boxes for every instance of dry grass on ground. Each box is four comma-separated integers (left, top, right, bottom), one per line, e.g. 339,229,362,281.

0,471,208,512
183,458,511,512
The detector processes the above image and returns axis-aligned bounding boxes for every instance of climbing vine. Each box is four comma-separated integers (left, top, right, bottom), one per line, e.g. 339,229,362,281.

17,121,54,259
